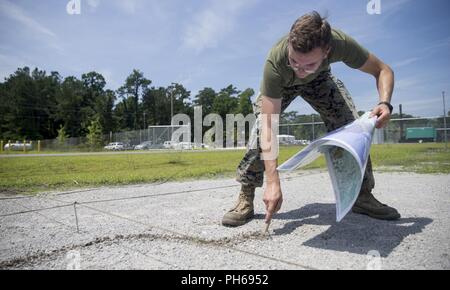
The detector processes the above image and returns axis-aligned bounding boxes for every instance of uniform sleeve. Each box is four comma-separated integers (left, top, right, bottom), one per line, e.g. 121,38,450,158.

332,29,370,69
259,59,283,99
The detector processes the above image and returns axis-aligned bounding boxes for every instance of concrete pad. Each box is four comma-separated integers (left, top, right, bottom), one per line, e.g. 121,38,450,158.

0,170,449,269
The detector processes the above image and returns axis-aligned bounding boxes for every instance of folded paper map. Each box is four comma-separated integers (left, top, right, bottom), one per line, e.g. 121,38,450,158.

277,112,377,222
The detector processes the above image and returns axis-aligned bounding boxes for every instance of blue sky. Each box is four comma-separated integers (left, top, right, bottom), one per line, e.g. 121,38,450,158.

0,0,449,117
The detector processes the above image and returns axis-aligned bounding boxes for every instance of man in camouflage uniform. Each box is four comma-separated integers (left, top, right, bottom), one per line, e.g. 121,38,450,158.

222,12,400,227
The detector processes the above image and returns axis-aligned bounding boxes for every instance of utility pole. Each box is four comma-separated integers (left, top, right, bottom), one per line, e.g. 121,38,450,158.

169,87,178,140
143,112,146,129
399,104,404,143
143,112,147,142
443,91,448,149
170,90,174,126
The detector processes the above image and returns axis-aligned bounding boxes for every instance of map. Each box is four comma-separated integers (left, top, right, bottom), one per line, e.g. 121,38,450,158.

277,112,377,221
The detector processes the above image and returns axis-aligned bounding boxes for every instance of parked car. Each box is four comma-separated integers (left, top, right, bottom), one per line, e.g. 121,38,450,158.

196,143,210,149
104,142,126,151
149,143,165,149
124,143,134,150
293,139,311,145
163,141,177,149
174,142,194,150
3,142,32,151
134,141,153,150
277,135,295,145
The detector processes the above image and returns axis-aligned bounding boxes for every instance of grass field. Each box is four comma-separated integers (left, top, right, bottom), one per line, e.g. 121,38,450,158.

0,143,449,194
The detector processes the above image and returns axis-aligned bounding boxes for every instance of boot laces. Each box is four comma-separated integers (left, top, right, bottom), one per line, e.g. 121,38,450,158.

231,191,253,212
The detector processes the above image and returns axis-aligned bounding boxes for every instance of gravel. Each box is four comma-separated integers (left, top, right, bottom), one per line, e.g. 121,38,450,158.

0,170,449,270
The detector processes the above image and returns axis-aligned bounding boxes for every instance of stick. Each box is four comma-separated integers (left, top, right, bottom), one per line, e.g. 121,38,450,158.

262,219,271,235
73,202,80,233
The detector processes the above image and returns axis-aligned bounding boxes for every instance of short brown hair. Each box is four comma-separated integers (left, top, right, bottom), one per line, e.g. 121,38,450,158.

288,11,331,53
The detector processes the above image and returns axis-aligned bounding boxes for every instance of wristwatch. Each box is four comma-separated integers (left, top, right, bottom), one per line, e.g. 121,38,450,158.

378,101,393,114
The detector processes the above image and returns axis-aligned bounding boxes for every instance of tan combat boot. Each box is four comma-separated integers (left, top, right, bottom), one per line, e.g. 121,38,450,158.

222,185,255,226
352,191,400,220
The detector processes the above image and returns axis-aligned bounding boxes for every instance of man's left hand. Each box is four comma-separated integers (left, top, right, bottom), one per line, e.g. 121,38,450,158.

370,104,391,129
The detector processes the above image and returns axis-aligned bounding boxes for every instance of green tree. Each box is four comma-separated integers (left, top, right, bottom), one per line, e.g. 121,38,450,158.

32,69,61,140
81,72,109,133
0,68,33,140
117,69,151,130
113,96,135,130
166,82,192,115
237,88,254,115
56,124,69,144
193,87,216,116
212,85,239,119
100,89,117,134
141,83,192,127
280,111,325,141
82,71,106,95
86,117,104,149
142,86,169,125
55,76,85,137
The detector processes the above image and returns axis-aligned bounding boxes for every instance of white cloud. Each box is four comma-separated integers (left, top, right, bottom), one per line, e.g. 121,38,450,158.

112,0,170,24
392,57,420,68
87,0,101,11
174,66,207,89
182,0,258,53
98,68,119,89
395,77,422,91
382,0,413,13
330,0,414,44
421,37,450,55
0,0,56,37
114,0,142,14
0,0,65,54
0,53,38,81
392,95,447,117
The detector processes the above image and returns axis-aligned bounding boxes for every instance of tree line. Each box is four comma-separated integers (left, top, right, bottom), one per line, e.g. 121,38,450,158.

0,67,255,141
1,66,439,144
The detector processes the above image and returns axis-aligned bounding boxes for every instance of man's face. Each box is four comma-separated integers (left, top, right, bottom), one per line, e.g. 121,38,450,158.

287,44,329,78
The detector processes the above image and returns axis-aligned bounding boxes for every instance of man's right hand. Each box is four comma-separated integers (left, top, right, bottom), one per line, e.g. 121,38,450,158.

263,180,283,224
260,95,283,224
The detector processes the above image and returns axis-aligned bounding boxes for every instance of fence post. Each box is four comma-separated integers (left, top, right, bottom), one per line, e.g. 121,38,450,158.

38,140,41,152
8,140,11,151
0,140,3,153
399,104,404,143
23,139,26,153
443,91,447,149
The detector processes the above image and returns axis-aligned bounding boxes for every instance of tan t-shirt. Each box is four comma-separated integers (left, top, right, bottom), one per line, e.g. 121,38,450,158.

260,29,370,99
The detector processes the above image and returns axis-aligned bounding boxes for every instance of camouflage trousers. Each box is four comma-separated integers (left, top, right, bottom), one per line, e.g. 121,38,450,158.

236,70,375,195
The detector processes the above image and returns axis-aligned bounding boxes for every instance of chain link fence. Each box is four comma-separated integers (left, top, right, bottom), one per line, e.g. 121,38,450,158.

279,116,449,145
1,125,188,152
1,117,448,153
